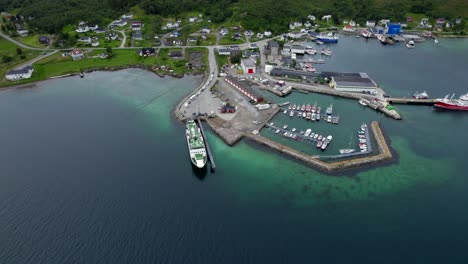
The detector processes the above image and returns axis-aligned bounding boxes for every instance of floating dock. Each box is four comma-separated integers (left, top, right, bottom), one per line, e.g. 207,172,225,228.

196,117,216,171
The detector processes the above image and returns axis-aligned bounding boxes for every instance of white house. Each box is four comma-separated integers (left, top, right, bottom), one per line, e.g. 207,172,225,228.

291,45,305,54
289,23,296,30
200,27,211,33
122,14,133,20
420,18,429,27
349,20,356,27
71,49,84,60
293,21,303,27
189,16,197,23
244,30,254,37
241,58,256,74
366,20,376,27
256,32,264,39
219,28,229,36
308,15,316,21
322,15,332,21
5,66,34,81
17,30,28,37
89,24,99,31
264,31,272,37
112,19,127,27
91,42,100,47
304,21,312,27
75,26,89,33
78,37,92,43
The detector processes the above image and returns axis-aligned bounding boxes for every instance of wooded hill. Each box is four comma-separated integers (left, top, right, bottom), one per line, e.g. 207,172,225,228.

1,0,466,34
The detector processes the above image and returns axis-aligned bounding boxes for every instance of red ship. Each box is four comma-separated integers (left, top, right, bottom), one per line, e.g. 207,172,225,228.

434,93,468,111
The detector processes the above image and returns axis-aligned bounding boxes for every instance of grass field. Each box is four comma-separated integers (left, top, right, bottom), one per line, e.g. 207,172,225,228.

214,50,229,72
219,36,245,45
13,34,48,48
198,34,217,46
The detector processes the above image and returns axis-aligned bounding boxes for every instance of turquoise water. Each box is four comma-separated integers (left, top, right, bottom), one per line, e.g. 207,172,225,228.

0,37,467,263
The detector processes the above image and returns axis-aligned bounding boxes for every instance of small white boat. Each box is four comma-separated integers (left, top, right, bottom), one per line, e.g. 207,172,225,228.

275,129,280,134
283,125,288,129
283,109,288,114
310,133,315,138
359,99,368,106
314,134,319,139
304,129,312,137
327,116,332,122
302,112,307,118
292,128,297,132
434,38,439,44
339,149,355,154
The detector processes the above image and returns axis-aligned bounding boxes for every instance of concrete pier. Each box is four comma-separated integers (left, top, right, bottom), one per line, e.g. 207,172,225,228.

196,117,216,170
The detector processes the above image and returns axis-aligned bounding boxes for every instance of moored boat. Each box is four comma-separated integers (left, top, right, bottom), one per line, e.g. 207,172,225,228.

413,91,429,99
359,99,368,106
434,93,468,111
301,104,306,111
339,149,355,154
306,104,311,112
317,32,339,43
186,120,208,168
326,104,333,115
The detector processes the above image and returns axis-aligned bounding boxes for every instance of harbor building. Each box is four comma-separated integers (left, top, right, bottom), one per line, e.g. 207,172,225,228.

224,76,263,103
241,58,256,74
329,73,378,93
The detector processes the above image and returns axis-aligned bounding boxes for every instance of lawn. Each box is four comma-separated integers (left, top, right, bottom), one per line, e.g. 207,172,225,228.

29,49,157,81
214,51,229,72
154,48,187,74
198,34,217,46
13,34,48,48
0,38,41,86
219,36,245,45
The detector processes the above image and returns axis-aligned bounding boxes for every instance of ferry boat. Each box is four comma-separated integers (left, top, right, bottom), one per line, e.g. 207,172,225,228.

317,32,339,43
434,93,468,111
413,91,429,99
186,120,208,168
306,104,311,112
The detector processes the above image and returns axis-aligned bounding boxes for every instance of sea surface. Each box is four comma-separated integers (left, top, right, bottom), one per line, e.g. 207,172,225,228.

0,37,467,263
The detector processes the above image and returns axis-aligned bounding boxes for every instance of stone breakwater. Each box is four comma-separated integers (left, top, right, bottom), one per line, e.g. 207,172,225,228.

207,118,393,173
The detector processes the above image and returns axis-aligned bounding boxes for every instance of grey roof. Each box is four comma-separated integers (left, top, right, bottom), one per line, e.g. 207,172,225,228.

268,40,279,47
230,45,240,50
218,48,231,53
332,76,377,88
292,45,304,49
270,68,318,78
7,66,33,75
241,59,256,67
319,71,363,78
133,31,142,38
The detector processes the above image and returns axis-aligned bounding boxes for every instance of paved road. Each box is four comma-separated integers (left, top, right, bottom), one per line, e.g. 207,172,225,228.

13,50,59,70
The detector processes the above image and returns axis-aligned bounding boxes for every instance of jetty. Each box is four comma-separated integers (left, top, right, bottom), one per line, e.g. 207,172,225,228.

386,98,436,105
196,117,216,171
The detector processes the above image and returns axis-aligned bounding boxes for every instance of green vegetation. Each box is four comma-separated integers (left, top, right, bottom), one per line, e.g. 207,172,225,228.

214,51,229,72
219,36,244,45
13,34,47,48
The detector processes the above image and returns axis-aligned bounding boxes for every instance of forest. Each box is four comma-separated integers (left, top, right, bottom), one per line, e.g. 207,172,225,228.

0,0,466,34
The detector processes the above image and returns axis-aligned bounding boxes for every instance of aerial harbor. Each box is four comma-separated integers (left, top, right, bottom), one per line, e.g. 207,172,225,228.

0,1,467,263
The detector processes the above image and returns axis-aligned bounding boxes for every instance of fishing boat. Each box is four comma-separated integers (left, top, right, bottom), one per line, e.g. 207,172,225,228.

304,129,312,137
316,106,321,114
311,113,316,120
306,112,312,120
413,91,429,99
359,99,368,106
292,128,297,132
305,48,317,55
321,48,332,56
297,111,302,117
361,30,371,38
314,134,319,139
292,104,297,110
332,115,340,124
318,135,323,141
275,129,280,134
434,93,468,111
306,104,311,112
300,130,305,135
310,133,315,138
317,32,339,43
312,103,317,113
301,104,306,111
289,111,294,117
316,40,324,45
316,141,323,148
302,112,307,118
326,104,333,115
316,113,320,121
361,123,368,131
327,115,332,122
185,120,208,168
321,141,328,150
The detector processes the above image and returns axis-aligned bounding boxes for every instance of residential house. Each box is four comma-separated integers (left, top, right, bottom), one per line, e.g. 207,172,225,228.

233,32,242,39
304,21,312,28
264,31,272,37
5,66,34,81
78,37,92,44
268,40,279,56
122,14,133,20
420,18,429,27
17,30,28,37
289,23,296,30
133,31,142,40
256,32,264,39
189,16,197,23
132,21,142,31
91,42,100,47
322,15,332,21
308,15,316,21
219,28,229,36
75,26,89,33
89,25,99,31
229,45,240,51
244,30,254,37
187,37,197,44
293,21,303,27
112,19,127,27
94,28,106,34
281,56,293,68
38,36,49,45
71,49,84,60
168,51,183,58
249,43,258,49
137,48,156,57
366,20,376,27
288,31,305,39
242,50,260,58
218,49,231,56
200,27,211,34
349,20,356,27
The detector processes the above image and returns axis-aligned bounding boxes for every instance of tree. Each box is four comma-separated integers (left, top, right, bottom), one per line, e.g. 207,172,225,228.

2,55,13,63
106,47,113,54
16,47,23,55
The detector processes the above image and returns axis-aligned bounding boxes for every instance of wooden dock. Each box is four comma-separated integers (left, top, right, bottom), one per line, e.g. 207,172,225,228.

386,98,436,105
196,117,216,171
